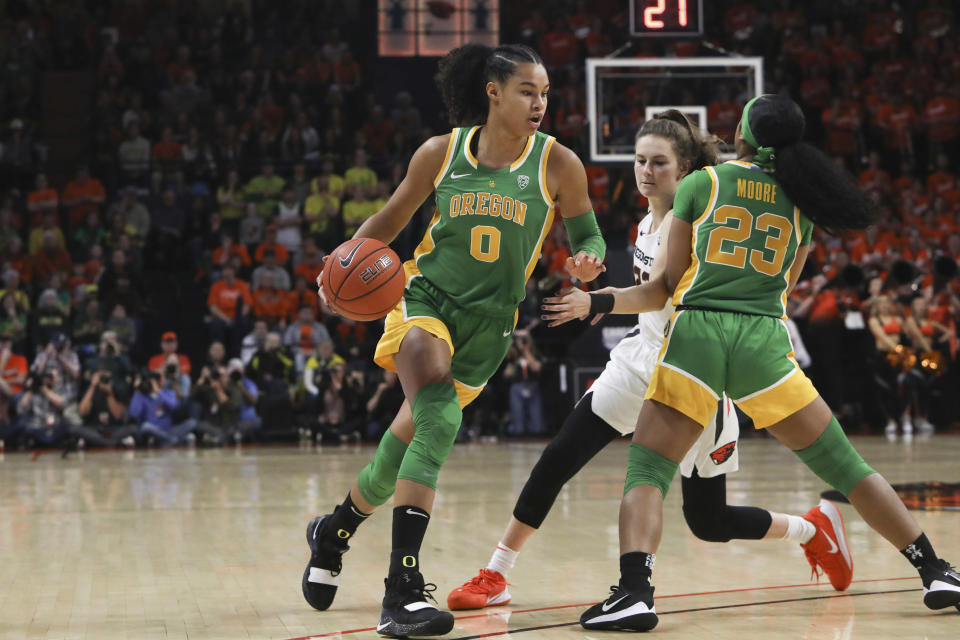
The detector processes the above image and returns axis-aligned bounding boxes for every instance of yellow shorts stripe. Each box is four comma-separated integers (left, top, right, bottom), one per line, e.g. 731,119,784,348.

734,366,819,429
644,361,718,429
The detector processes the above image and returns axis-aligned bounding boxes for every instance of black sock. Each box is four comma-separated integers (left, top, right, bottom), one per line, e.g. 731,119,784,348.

326,492,371,541
388,505,431,576
620,552,654,591
901,533,937,569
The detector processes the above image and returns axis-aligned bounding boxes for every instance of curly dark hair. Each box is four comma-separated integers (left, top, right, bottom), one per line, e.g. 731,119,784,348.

747,95,874,234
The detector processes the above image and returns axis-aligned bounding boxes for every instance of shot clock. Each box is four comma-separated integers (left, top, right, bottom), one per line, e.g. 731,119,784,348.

629,0,704,37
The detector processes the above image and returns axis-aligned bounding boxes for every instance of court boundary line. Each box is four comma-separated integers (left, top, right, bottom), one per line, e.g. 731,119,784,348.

289,575,919,639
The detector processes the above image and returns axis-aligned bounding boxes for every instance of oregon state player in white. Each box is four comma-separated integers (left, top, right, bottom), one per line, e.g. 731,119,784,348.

448,112,853,611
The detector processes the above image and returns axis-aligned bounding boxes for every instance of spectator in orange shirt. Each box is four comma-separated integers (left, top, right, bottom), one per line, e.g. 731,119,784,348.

362,106,396,156
212,233,252,271
26,173,58,226
62,165,106,226
148,331,192,375
293,241,323,285
252,271,289,329
32,231,72,288
874,92,917,161
253,225,290,265
0,332,27,437
287,273,320,323
333,50,362,93
822,96,861,164
924,93,960,147
207,264,252,355
927,152,956,196
707,89,741,144
858,151,890,195
540,19,577,68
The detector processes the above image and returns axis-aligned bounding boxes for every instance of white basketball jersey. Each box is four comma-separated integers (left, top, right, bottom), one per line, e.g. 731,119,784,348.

633,214,674,345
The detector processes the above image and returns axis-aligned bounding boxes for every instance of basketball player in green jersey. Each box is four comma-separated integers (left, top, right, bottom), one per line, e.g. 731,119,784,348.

302,43,606,637
547,94,960,632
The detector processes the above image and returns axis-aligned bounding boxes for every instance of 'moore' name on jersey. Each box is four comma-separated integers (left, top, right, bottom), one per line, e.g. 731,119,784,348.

413,126,557,317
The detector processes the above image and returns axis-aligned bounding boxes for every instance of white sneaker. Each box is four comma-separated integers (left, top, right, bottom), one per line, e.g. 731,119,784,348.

185,433,197,446
121,435,136,448
916,417,935,434
901,417,914,435
884,420,897,440
76,438,85,449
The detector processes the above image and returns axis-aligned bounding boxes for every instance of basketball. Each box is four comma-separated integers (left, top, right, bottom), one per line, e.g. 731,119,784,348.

321,238,405,321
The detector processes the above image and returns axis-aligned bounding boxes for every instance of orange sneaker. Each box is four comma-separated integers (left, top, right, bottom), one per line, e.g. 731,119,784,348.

800,499,853,591
447,569,512,610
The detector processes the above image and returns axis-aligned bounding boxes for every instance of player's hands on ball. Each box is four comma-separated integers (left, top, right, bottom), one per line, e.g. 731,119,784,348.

565,251,605,283
542,286,592,327
315,256,336,313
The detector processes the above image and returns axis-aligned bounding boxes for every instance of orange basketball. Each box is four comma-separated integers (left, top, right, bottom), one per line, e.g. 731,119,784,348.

321,238,405,321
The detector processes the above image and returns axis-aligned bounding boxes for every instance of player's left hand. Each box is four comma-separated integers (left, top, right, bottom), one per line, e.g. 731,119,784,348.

542,286,591,327
565,251,605,283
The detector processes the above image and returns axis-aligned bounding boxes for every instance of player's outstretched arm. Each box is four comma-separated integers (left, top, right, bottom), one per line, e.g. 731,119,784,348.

353,134,450,244
549,143,606,283
542,214,690,325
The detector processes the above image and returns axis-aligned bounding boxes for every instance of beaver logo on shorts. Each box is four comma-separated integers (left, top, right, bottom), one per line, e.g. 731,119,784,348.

710,441,736,465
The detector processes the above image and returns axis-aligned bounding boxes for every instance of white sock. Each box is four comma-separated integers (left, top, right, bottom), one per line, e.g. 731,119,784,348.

486,542,519,577
783,514,816,544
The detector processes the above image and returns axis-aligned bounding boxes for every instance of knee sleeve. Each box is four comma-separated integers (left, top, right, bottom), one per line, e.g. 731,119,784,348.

396,383,461,490
513,393,620,528
357,429,408,506
624,443,678,498
794,417,875,496
681,472,771,542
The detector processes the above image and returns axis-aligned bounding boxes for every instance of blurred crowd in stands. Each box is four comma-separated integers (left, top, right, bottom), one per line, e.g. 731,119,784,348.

0,0,957,449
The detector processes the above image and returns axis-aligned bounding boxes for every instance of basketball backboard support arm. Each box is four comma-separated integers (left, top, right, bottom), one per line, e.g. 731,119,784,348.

586,57,764,163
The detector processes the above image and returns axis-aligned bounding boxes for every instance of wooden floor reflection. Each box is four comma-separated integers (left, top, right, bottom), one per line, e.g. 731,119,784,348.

0,434,957,639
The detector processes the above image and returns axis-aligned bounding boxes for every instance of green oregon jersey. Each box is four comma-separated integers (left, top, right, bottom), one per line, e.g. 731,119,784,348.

414,126,557,316
672,161,813,318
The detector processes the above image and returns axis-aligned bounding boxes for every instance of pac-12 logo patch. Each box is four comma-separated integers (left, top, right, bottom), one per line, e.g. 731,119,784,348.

517,174,530,190
710,441,736,465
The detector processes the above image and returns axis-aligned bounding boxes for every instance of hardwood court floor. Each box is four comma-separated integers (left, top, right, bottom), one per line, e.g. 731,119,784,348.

0,434,958,639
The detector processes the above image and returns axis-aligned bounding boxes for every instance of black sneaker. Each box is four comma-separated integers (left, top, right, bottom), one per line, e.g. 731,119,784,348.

580,582,658,632
919,558,960,610
377,570,455,638
301,515,349,611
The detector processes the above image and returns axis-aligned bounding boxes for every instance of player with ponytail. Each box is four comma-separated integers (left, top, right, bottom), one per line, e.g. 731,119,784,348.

547,94,960,632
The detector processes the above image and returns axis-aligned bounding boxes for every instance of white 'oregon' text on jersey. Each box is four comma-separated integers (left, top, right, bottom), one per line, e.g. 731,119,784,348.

633,213,674,344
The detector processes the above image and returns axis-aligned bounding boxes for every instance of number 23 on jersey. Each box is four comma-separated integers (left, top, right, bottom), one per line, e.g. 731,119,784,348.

705,205,793,277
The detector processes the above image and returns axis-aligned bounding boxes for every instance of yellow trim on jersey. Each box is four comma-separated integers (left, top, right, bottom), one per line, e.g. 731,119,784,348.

433,129,460,187
643,309,717,428
674,166,719,305
509,134,535,172
645,363,717,429
463,126,480,168
413,209,443,264
779,205,803,318
373,290,484,408
538,136,556,207
725,160,754,168
452,379,485,408
734,366,818,429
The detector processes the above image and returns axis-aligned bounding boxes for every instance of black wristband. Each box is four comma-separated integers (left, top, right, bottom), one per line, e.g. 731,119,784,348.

589,292,615,315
